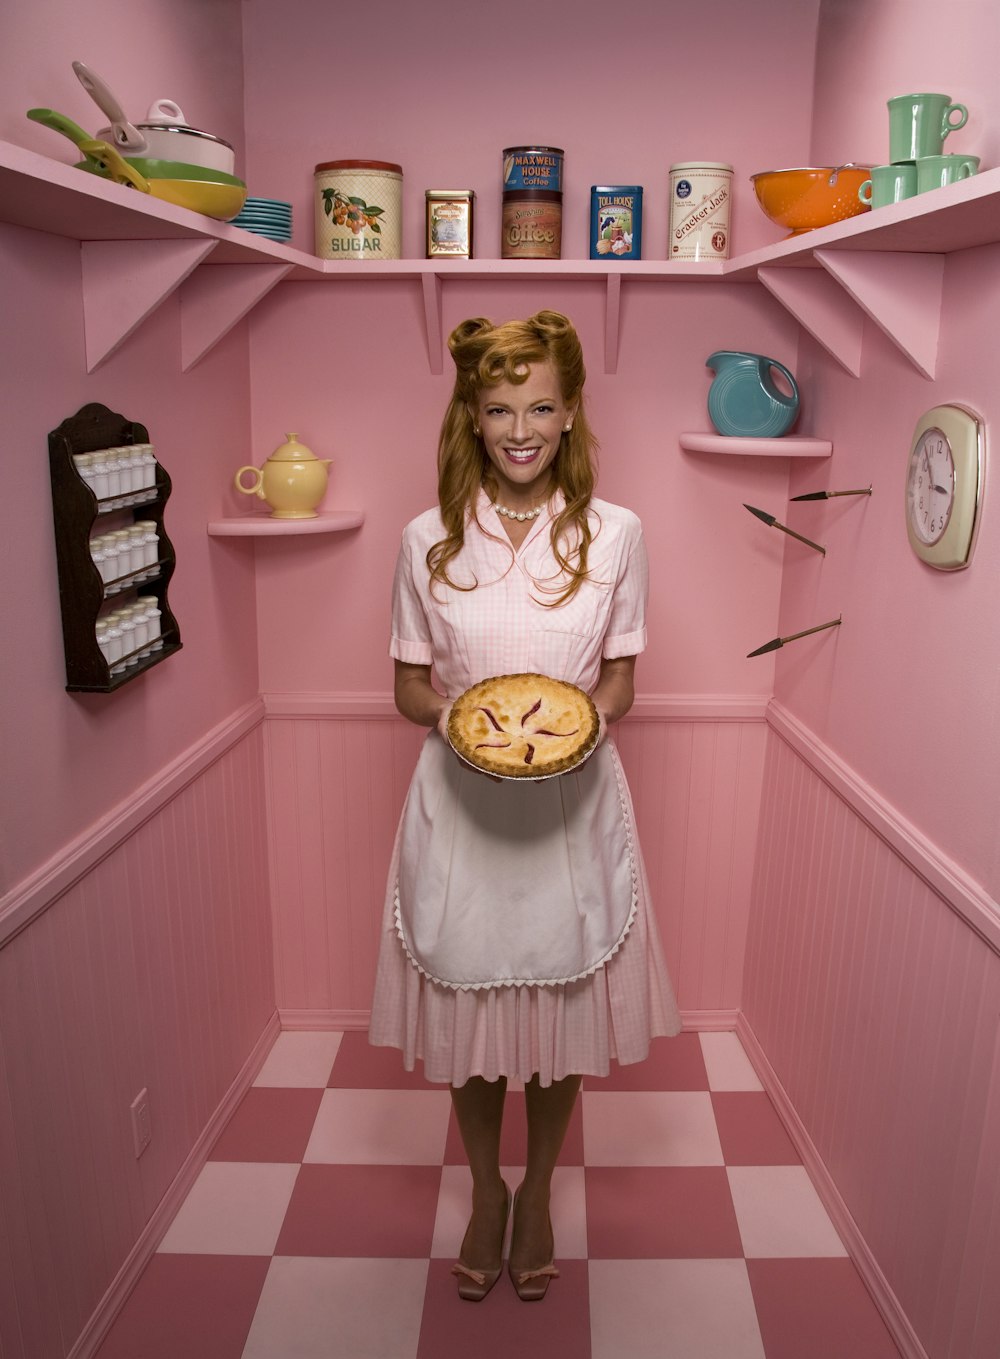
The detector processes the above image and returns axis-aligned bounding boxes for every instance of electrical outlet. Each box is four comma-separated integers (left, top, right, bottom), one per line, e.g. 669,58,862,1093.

130,1089,152,1158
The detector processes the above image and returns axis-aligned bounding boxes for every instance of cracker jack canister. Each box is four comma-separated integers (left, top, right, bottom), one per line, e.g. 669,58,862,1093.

668,162,733,260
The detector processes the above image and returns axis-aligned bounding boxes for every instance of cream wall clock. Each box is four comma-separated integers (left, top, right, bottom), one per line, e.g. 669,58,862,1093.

905,403,985,570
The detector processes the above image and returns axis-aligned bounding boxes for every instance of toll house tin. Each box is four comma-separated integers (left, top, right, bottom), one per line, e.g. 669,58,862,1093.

590,186,643,259
502,146,564,193
426,190,475,258
314,159,403,260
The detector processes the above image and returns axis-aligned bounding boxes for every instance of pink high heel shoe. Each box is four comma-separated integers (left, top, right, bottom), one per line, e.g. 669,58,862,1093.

508,1188,560,1302
451,1181,512,1301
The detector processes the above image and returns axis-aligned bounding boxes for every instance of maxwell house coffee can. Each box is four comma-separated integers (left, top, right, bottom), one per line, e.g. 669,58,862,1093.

590,186,643,259
502,146,564,192
502,146,564,259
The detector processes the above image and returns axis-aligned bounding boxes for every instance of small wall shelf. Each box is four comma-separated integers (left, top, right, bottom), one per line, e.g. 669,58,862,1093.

7,134,1000,378
679,433,833,458
207,510,364,537
48,402,182,692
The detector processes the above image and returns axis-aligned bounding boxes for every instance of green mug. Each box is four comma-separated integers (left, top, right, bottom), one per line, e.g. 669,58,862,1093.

915,153,980,193
888,92,968,161
858,162,917,208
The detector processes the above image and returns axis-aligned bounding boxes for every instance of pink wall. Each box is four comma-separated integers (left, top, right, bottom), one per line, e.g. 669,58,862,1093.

743,727,1000,1359
241,0,821,264
267,701,766,1021
245,276,802,695
5,2,1000,1357
1,0,246,169
0,726,273,1359
810,0,1000,172
0,0,256,891
786,0,1000,895
742,10,1000,1359
0,7,277,1359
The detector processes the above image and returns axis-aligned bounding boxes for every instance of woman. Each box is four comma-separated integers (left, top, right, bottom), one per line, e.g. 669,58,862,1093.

370,310,681,1302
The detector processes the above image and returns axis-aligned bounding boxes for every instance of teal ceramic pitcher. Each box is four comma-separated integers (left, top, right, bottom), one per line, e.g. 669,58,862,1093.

706,351,800,438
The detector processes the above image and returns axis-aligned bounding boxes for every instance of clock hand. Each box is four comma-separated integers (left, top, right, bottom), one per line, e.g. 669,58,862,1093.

921,450,949,495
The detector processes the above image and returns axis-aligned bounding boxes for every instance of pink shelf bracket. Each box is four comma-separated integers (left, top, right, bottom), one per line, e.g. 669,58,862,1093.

604,272,622,374
180,262,293,370
814,248,944,379
757,265,864,377
421,271,444,375
81,238,216,372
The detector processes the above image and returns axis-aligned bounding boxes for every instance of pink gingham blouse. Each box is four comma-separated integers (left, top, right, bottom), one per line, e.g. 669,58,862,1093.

390,488,648,696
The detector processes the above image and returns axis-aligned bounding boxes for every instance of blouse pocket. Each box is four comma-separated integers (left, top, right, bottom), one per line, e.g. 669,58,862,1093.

525,576,608,637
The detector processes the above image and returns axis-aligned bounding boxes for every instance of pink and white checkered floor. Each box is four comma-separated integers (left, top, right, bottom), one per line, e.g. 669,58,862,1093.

95,1029,902,1359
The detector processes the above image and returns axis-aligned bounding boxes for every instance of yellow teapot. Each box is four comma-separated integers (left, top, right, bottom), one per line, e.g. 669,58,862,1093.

234,432,332,518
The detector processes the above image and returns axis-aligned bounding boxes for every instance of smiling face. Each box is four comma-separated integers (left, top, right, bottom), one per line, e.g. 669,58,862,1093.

473,361,577,509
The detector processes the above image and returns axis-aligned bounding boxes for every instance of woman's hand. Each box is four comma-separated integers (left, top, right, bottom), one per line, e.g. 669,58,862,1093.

435,701,453,741
594,707,609,748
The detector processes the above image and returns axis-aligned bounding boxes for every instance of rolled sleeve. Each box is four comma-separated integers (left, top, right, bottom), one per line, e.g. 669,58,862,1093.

602,523,649,659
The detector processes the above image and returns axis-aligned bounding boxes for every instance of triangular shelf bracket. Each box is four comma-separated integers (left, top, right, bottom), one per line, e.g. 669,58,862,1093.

81,238,217,372
757,265,864,377
180,262,293,370
814,248,944,379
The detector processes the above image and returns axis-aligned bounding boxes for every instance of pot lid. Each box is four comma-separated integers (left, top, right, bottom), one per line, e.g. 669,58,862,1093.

267,432,320,462
137,122,234,149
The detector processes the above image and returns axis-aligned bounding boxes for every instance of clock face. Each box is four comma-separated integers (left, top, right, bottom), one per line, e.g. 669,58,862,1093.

904,404,984,570
906,426,955,545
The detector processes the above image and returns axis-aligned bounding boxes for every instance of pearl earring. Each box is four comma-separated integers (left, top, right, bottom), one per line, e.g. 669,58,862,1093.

564,423,573,432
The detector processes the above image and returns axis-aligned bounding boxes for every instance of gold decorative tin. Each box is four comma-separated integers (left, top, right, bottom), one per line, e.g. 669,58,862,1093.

314,159,403,260
426,190,475,258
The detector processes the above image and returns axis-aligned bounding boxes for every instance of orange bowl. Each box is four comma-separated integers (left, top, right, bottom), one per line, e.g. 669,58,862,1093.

751,165,872,236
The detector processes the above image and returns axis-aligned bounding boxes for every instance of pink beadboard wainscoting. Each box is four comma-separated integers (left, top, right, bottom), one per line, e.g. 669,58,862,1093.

0,711,276,1359
264,697,768,1024
741,711,1000,1359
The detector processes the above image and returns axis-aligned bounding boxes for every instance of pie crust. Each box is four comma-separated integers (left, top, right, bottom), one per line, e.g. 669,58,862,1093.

447,673,599,778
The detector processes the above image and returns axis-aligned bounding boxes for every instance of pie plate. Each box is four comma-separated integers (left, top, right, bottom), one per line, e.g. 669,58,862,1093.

448,737,597,781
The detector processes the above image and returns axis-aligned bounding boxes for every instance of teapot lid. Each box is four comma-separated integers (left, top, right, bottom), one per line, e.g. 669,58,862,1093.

268,432,319,462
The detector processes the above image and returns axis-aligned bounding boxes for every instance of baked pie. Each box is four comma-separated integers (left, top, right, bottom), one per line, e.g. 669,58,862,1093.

447,673,599,778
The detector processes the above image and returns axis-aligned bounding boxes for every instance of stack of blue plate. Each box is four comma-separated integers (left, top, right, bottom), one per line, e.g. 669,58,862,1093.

231,198,293,242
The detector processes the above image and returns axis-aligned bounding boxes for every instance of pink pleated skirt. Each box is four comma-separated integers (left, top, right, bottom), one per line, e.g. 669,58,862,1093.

369,747,682,1087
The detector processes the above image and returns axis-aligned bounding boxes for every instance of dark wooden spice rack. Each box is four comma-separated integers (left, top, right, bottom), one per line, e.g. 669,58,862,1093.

48,402,182,691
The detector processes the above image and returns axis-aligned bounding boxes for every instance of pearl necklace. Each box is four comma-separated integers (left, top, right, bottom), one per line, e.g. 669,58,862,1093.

494,502,543,522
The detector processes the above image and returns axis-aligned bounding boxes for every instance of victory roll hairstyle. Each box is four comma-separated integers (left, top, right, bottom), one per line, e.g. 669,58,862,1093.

428,310,598,605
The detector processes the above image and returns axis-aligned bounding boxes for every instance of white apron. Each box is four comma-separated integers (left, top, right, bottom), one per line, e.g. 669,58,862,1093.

394,734,637,990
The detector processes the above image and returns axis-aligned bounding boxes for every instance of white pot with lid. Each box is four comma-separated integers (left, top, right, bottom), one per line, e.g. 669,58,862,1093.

98,100,236,174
